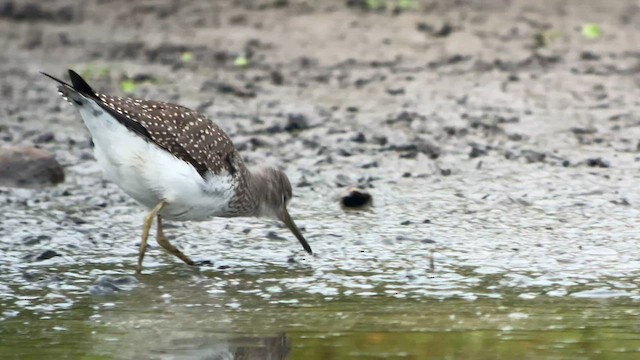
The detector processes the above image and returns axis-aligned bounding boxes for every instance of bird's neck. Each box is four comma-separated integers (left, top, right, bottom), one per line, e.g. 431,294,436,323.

244,167,275,218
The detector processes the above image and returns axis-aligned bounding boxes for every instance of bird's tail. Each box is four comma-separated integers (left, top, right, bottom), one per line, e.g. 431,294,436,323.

41,70,97,105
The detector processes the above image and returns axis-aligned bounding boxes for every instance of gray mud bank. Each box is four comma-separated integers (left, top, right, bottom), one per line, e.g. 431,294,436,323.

2,0,640,358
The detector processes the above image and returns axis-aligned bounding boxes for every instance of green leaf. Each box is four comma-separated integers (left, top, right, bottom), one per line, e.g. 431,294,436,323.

582,23,602,40
120,79,137,94
366,0,381,9
233,55,250,67
180,52,193,62
397,0,415,9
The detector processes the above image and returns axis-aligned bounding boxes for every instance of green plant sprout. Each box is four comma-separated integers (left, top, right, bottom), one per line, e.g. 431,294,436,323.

233,55,250,67
582,23,602,40
120,79,137,94
180,52,193,62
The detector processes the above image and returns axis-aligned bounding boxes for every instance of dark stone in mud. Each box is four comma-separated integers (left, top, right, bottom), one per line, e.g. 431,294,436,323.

386,88,405,95
507,149,547,163
89,275,138,295
469,144,488,158
571,127,597,135
522,150,546,163
284,113,309,132
386,111,426,125
200,80,255,98
351,132,366,143
266,231,286,241
372,135,387,146
35,249,60,261
34,132,55,143
416,21,453,37
0,146,64,188
389,138,440,159
338,149,352,157
580,51,600,61
23,235,51,245
340,188,372,210
270,70,284,85
415,138,441,159
585,158,610,168
1,2,76,23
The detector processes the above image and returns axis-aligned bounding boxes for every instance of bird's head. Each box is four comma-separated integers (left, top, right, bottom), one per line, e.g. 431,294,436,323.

252,167,312,255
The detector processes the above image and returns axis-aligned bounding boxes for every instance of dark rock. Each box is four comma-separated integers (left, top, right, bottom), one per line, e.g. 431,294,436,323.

611,199,631,206
340,187,373,210
386,88,405,95
351,132,366,143
265,124,283,134
0,146,64,187
200,80,255,98
402,172,411,178
571,127,597,135
580,51,600,61
35,250,60,261
361,161,378,168
109,275,138,286
585,158,609,168
522,150,546,163
34,132,55,143
387,111,426,124
3,2,76,23
23,235,51,245
266,231,286,240
284,113,309,132
440,169,451,176
90,278,121,295
387,138,441,159
89,275,138,295
415,138,441,159
372,135,388,146
270,70,284,85
469,144,488,158
416,21,453,37
338,149,352,157
400,220,411,225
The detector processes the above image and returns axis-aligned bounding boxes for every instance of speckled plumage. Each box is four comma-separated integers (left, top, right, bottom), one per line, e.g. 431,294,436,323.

43,69,312,271
94,93,238,178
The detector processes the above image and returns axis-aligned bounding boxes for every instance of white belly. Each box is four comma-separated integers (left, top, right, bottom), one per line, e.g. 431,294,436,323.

77,100,235,221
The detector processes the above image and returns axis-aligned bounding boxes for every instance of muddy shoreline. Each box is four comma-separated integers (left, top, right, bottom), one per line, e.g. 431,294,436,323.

2,0,640,357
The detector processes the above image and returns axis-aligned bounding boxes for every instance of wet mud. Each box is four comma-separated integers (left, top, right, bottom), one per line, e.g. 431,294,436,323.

2,0,640,358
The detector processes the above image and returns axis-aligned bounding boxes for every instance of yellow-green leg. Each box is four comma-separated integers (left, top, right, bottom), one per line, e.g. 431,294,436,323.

156,215,195,266
137,200,166,274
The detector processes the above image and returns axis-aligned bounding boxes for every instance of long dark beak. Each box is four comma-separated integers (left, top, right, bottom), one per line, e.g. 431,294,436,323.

281,209,313,255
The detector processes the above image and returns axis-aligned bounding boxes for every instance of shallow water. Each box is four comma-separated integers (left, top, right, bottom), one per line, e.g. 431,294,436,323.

2,162,640,358
3,0,640,358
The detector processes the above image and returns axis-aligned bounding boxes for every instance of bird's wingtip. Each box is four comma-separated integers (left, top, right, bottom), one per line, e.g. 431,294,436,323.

67,69,96,97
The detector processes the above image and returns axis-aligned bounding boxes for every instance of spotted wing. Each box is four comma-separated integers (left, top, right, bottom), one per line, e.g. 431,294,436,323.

95,94,238,177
